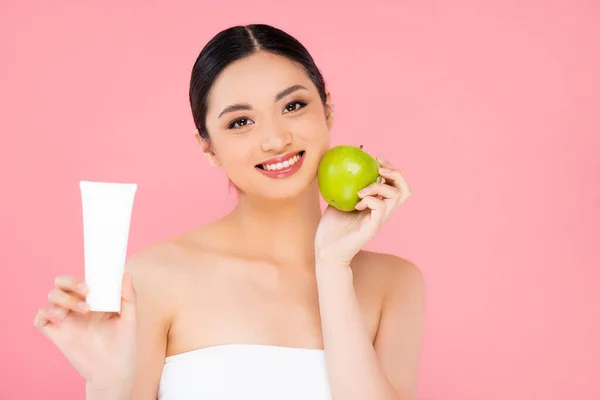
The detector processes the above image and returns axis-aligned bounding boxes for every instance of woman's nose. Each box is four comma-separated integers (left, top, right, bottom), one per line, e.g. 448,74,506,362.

260,123,292,153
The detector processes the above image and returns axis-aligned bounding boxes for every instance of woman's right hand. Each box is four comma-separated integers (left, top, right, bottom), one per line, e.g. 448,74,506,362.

34,272,138,391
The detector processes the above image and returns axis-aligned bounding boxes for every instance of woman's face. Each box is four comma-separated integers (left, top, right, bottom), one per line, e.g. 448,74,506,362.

202,51,334,200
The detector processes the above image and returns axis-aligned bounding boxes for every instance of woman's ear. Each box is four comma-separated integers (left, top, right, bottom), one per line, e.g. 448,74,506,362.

325,92,335,131
195,129,222,167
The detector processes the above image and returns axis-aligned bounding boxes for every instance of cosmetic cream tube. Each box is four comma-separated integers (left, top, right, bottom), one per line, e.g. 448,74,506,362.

80,181,138,312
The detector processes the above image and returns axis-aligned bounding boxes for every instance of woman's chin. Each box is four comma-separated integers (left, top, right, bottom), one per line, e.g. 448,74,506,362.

237,175,319,203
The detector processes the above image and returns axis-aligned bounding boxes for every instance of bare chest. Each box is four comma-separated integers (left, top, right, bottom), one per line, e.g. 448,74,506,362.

164,262,383,357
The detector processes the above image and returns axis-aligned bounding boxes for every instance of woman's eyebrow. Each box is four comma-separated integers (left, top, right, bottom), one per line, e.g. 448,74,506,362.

218,84,309,119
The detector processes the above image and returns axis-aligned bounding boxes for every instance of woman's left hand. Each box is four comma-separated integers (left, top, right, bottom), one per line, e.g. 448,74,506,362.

314,156,412,267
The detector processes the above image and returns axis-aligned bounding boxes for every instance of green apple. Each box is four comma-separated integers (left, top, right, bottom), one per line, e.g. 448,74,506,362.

317,144,381,212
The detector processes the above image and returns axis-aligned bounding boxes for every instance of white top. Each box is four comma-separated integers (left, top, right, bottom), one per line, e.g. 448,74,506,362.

158,343,332,400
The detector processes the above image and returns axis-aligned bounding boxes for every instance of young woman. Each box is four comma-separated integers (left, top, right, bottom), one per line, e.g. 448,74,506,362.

34,24,425,400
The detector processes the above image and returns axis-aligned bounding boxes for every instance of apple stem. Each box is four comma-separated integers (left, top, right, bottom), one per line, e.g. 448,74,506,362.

359,144,363,150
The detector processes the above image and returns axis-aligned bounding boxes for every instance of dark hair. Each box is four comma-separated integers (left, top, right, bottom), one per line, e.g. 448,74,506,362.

189,24,329,140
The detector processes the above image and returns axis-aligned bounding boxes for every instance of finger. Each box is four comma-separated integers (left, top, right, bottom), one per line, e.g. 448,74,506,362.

34,306,68,329
378,168,411,202
33,307,51,330
377,167,403,186
376,156,394,170
358,182,398,200
355,196,387,231
48,287,90,314
46,306,69,325
375,156,411,194
355,194,386,210
54,275,88,297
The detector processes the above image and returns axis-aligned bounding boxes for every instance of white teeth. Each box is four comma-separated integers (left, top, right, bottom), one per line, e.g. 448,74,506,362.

261,153,302,171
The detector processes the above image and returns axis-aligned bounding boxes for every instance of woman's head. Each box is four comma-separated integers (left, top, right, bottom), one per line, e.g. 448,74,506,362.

189,24,334,200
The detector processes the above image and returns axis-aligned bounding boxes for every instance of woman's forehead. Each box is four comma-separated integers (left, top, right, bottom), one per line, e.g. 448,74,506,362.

208,53,313,106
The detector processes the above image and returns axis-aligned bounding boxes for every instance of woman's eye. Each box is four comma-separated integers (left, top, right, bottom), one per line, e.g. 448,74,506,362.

283,101,307,114
228,118,254,129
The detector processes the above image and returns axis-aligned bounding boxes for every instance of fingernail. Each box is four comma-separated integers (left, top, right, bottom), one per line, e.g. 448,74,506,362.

358,189,368,197
77,302,90,312
77,283,88,294
380,168,391,173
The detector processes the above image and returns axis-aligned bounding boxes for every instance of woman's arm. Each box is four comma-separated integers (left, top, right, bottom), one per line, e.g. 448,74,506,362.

316,256,425,400
127,253,173,400
86,251,174,400
86,383,132,400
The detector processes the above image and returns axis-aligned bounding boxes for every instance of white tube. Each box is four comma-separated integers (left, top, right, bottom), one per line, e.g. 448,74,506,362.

79,181,138,312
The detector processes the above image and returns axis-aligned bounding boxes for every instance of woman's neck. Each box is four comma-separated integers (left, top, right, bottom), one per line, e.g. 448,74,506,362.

226,181,323,266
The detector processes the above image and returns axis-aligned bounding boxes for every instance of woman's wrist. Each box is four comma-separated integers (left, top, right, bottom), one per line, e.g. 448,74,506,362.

315,258,353,284
86,380,132,400
315,256,352,270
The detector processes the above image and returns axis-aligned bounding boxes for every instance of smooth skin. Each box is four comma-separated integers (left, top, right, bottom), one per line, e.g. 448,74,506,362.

34,51,425,400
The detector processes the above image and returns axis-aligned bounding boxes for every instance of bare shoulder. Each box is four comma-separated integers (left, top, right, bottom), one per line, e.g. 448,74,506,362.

122,229,208,305
353,250,426,300
125,239,184,284
123,221,224,292
122,231,217,399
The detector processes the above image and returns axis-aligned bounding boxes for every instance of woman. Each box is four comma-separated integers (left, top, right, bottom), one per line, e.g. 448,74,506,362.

34,24,425,400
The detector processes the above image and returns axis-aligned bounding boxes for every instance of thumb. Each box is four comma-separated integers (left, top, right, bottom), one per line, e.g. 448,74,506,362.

119,272,137,321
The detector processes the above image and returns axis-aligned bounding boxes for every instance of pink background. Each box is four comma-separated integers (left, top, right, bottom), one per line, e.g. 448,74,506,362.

1,1,599,399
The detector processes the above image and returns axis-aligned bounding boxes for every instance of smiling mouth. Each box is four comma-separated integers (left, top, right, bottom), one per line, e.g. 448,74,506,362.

255,151,305,171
